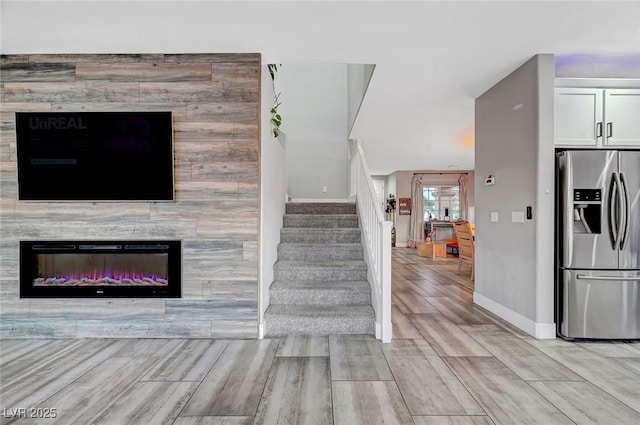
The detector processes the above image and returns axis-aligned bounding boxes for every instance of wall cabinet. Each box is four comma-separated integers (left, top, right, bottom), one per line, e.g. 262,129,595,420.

555,88,640,147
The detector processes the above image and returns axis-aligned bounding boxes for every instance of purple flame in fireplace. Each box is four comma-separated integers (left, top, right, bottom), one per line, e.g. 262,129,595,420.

34,269,168,286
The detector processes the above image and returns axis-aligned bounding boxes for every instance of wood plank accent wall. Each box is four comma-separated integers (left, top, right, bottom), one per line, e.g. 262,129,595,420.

0,54,261,338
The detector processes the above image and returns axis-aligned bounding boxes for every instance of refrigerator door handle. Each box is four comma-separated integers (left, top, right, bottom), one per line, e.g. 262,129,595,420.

619,172,630,250
613,172,624,250
609,173,620,249
576,274,640,282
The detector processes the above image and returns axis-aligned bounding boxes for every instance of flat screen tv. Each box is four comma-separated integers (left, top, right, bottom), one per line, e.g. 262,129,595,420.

16,111,174,201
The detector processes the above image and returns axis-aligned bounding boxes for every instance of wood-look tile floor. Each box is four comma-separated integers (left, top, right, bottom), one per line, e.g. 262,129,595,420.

2,247,640,424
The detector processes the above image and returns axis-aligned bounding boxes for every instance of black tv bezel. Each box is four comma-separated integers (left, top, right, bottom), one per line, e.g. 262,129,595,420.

15,111,175,202
19,240,182,298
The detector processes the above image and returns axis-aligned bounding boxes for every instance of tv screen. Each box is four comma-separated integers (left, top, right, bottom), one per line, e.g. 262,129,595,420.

16,111,174,201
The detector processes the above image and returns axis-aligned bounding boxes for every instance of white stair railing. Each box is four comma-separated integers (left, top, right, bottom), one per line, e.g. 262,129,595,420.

349,139,392,343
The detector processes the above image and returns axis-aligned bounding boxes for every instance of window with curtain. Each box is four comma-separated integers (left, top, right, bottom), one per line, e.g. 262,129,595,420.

423,185,460,220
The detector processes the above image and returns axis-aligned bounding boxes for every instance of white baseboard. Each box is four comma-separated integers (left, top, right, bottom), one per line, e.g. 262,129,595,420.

258,321,265,339
473,292,556,339
395,243,407,248
289,198,353,203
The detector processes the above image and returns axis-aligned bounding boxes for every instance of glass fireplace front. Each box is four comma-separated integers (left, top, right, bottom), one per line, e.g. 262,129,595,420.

20,240,181,298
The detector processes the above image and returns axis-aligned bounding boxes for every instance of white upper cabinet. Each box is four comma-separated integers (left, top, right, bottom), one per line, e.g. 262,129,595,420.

555,88,640,147
555,88,602,146
604,89,640,147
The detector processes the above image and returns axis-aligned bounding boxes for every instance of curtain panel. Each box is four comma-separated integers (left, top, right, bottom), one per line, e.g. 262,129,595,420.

407,175,425,248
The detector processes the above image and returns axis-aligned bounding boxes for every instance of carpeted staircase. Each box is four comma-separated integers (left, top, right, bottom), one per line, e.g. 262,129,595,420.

264,202,375,336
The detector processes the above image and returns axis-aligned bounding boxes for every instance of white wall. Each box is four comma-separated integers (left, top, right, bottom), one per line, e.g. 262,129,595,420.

259,67,287,337
474,54,556,339
279,64,350,200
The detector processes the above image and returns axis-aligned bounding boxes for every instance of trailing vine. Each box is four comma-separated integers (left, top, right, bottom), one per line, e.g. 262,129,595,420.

267,64,283,138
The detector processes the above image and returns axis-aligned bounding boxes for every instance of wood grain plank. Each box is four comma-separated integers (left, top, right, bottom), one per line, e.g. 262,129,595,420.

77,63,212,81
28,54,165,63
3,82,140,102
186,102,257,123
425,297,494,325
75,320,212,338
174,121,234,142
113,338,184,358
173,417,254,425
57,221,197,240
382,339,484,416
203,279,258,301
192,162,258,183
164,54,260,65
1,319,77,338
0,339,82,382
461,325,583,381
176,141,258,163
254,357,332,425
140,81,257,102
182,260,257,281
27,299,166,320
1,339,128,411
391,305,423,339
407,314,491,357
392,290,439,314
142,339,228,382
411,417,494,425
526,338,640,412
0,62,76,82
184,240,244,262
444,357,574,425
276,335,329,357
13,201,151,221
529,381,640,425
210,320,258,339
181,339,279,416
580,341,640,357
91,381,199,425
51,102,188,121
329,335,394,381
332,381,413,425
18,357,158,425
165,300,257,321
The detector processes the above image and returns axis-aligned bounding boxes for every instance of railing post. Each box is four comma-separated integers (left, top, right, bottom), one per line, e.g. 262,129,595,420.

381,221,393,343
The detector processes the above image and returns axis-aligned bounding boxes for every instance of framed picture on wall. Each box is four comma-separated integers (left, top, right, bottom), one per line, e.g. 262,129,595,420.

398,198,411,215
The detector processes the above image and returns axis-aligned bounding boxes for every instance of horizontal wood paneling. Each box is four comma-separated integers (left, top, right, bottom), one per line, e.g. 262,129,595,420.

77,63,213,82
0,53,261,339
3,81,140,102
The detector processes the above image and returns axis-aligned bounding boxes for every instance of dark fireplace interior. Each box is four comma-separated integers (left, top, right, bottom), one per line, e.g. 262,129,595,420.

20,240,181,298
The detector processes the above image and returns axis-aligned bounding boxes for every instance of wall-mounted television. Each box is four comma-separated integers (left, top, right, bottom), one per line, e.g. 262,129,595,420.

16,111,174,201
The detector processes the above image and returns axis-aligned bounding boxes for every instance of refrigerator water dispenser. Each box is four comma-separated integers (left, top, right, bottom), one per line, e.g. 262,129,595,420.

573,189,601,234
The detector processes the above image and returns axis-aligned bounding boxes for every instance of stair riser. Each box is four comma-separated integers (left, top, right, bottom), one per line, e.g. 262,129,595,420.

274,269,367,282
280,230,361,243
270,290,371,305
265,316,374,336
283,215,358,228
277,246,363,261
286,203,356,215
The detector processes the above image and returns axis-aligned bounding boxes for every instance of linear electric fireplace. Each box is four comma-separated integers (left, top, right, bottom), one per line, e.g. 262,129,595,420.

20,240,181,298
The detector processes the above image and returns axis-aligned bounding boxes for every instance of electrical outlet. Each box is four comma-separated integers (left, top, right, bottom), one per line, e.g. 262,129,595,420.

322,186,327,193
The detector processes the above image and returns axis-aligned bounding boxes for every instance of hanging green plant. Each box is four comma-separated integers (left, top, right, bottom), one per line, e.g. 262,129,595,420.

271,92,283,138
267,63,283,139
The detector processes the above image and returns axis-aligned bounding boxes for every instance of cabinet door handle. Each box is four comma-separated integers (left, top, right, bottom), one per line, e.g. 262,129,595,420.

607,122,613,138
596,122,603,138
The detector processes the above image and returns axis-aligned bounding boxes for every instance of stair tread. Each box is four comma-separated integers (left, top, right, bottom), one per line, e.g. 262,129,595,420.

279,243,362,248
270,280,370,290
266,304,375,317
274,260,367,269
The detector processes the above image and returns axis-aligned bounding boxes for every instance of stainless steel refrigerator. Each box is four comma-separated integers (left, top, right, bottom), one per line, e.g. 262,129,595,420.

556,150,640,340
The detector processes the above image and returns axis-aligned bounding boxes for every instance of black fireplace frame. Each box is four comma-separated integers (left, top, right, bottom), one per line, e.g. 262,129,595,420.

20,240,182,298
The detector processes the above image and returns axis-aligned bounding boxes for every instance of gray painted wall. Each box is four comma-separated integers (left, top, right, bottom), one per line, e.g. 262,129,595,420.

474,54,555,335
279,64,349,200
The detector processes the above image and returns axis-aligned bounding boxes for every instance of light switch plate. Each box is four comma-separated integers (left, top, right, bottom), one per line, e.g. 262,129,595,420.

490,212,499,222
512,211,525,223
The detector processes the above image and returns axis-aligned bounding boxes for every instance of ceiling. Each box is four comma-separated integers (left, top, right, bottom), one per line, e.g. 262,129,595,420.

2,1,640,175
